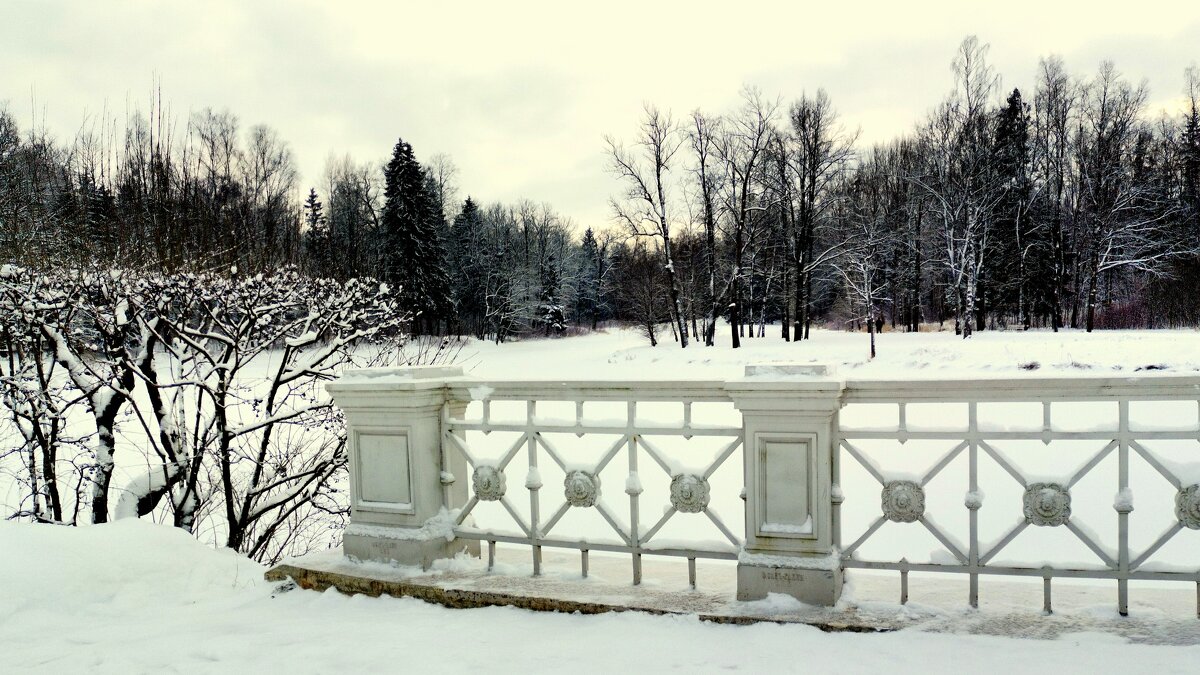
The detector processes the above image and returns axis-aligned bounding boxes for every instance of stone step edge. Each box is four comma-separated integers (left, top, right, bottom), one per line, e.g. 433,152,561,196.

264,564,894,633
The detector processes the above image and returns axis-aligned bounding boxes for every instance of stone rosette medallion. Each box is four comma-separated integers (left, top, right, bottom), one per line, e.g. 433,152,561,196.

472,465,506,501
1024,482,1071,526
669,474,711,513
564,470,601,507
881,480,925,523
1176,484,1200,529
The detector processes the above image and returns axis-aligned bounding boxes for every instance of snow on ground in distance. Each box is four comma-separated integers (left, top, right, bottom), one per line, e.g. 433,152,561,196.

455,326,1200,380
1,519,1197,674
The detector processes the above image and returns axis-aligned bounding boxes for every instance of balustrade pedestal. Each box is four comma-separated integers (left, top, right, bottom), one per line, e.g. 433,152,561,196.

327,365,475,569
727,364,846,605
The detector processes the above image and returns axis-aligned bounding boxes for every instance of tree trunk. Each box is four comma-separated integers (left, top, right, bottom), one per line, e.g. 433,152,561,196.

868,310,877,359
911,228,922,332
90,415,117,523
803,221,815,339
730,270,742,350
661,227,689,349
963,276,977,339
704,214,718,347
793,267,805,341
1086,273,1098,332
782,263,793,341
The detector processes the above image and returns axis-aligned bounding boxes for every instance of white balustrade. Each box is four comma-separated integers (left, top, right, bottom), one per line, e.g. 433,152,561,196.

326,364,1200,615
837,376,1200,616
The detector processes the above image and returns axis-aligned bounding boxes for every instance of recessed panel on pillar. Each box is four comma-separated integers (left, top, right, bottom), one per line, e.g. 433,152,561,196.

758,437,814,537
357,432,413,512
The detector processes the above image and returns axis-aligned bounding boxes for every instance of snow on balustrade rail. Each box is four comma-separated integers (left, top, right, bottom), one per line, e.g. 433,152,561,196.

834,376,1200,616
841,375,1200,402
441,380,743,588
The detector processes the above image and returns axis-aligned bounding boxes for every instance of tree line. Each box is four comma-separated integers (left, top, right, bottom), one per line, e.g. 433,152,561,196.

605,37,1200,351
3,37,1200,352
0,91,634,341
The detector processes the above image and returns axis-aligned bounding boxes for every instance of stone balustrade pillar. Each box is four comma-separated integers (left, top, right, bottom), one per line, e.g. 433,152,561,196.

326,365,474,568
726,364,846,605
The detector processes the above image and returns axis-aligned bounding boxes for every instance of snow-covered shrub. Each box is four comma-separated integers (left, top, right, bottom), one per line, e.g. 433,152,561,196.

0,265,421,563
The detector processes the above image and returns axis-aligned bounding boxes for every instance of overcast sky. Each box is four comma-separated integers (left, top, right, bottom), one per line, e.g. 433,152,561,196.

4,1,1199,229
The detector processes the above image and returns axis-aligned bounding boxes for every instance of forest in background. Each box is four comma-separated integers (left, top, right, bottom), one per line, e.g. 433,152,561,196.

1,36,1199,350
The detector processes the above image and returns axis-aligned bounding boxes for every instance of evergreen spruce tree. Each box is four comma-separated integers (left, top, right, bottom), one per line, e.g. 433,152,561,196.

380,138,453,333
302,187,331,276
538,254,566,335
1183,85,1200,232
448,196,486,335
577,227,603,330
993,88,1046,327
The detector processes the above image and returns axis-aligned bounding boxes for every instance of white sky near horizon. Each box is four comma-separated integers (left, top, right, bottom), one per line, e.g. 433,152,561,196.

3,0,1199,232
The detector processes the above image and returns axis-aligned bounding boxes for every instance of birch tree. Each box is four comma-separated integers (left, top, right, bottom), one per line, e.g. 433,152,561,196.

686,110,723,346
834,153,894,358
911,36,1004,337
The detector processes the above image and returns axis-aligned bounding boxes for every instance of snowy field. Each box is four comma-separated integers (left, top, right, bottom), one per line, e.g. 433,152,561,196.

4,326,1200,672
454,325,1200,380
2,520,1198,674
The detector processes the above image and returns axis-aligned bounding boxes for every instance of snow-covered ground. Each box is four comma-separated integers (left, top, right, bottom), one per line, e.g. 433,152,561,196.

4,326,1200,671
2,519,1197,673
455,325,1200,380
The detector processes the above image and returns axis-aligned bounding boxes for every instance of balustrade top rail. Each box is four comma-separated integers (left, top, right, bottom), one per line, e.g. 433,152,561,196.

331,369,1200,402
840,375,1200,402
446,379,735,402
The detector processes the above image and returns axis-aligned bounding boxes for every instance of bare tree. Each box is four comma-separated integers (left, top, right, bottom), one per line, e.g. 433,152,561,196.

789,89,858,340
612,241,669,346
712,88,779,349
426,152,460,223
834,152,895,358
1075,62,1190,330
323,154,381,279
239,124,299,269
686,110,723,346
1032,56,1079,330
606,104,689,347
0,265,91,524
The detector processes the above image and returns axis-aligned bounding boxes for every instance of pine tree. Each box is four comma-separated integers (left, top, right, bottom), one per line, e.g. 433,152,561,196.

379,138,452,333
